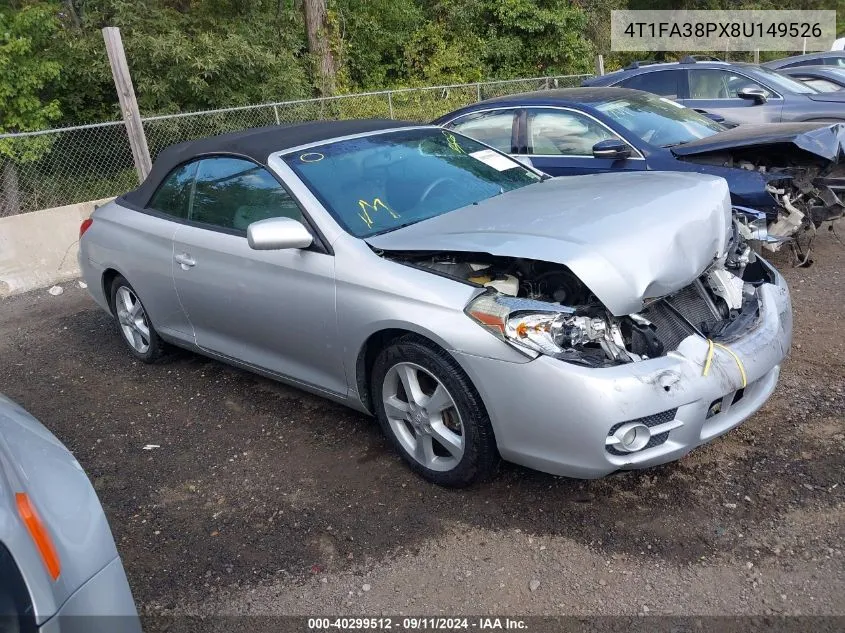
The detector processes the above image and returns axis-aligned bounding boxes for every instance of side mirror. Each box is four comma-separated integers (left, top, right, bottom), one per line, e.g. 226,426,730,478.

592,139,632,160
737,87,768,104
247,217,313,250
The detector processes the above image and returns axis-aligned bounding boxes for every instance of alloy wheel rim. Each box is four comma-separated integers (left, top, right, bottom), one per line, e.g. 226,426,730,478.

115,286,151,354
381,362,464,472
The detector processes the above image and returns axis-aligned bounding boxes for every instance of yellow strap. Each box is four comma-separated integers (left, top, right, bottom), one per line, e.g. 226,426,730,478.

702,338,715,377
702,339,748,389
714,342,748,388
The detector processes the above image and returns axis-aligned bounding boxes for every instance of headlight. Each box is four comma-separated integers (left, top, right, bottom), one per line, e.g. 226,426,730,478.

465,292,611,358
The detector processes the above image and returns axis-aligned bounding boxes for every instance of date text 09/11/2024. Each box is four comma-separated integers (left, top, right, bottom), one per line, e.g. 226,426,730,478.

307,617,528,630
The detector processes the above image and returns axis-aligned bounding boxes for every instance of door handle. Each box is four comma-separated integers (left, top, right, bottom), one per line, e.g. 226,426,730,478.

174,253,196,269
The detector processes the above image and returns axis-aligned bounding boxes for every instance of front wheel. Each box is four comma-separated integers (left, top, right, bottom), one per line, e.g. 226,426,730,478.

370,335,499,487
109,275,166,363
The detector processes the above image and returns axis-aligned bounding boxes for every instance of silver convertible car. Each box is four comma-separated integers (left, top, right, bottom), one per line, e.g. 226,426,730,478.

78,121,792,486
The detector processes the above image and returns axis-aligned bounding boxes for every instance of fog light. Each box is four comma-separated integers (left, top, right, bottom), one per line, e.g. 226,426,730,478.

706,398,722,419
611,422,651,452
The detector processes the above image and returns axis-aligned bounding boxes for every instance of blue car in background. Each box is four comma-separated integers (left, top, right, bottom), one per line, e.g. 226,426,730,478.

434,88,845,253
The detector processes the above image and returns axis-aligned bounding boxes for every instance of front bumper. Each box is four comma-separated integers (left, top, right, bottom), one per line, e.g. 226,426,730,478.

38,557,141,633
453,271,792,479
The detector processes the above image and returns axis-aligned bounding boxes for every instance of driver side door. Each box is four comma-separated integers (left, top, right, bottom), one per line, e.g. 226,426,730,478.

171,156,345,396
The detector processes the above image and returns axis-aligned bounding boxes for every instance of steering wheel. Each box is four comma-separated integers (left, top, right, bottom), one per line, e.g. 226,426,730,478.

419,177,458,205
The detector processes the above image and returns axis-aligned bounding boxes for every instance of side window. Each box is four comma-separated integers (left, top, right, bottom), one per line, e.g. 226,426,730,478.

191,157,303,231
688,69,770,99
619,70,683,98
830,57,845,67
446,110,516,153
148,162,198,218
803,78,841,93
526,109,621,156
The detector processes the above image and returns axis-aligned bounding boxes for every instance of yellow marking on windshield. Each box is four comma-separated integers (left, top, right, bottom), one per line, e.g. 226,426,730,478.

300,152,325,162
358,198,399,228
443,131,465,154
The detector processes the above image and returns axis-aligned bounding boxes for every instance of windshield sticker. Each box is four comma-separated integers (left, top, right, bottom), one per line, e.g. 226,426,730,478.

659,97,686,109
358,198,399,229
443,131,466,154
299,152,325,163
469,149,518,172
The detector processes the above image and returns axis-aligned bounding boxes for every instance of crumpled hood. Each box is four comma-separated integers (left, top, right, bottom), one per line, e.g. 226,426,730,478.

366,171,732,316
671,122,845,163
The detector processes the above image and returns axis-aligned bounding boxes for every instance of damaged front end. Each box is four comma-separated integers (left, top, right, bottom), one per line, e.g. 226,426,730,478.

758,167,845,264
673,123,845,263
384,220,773,369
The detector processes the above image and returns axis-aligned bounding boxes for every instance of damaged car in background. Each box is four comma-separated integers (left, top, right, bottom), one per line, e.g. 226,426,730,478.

672,122,845,264
78,122,792,487
435,88,845,263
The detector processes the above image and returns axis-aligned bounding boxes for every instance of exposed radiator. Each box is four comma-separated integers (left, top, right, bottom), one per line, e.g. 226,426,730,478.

670,282,722,333
642,282,723,352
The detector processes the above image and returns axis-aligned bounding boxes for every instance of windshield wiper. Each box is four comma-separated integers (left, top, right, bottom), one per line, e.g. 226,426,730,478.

372,218,424,236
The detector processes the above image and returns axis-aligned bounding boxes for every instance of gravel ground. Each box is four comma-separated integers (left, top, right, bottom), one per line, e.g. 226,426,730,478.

0,231,843,619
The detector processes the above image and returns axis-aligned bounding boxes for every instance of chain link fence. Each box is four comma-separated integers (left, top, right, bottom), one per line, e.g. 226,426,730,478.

0,73,591,217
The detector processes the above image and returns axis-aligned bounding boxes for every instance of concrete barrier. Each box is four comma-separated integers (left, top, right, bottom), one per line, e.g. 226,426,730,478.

0,198,114,298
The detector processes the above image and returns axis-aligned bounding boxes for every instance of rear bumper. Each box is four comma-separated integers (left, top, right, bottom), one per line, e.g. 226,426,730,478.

77,252,111,315
454,269,792,479
39,557,141,633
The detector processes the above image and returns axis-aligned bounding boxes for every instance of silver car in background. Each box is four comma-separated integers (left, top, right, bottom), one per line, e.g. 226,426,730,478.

78,121,792,486
582,58,845,125
0,394,140,633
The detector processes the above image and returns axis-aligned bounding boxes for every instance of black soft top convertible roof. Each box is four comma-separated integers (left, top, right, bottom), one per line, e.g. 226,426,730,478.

121,119,414,208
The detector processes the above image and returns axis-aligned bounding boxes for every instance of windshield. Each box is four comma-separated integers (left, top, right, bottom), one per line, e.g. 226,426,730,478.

595,93,724,147
283,128,541,237
751,65,818,94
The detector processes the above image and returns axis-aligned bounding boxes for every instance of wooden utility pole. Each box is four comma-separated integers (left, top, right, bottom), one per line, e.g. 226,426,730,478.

103,27,152,182
595,54,605,76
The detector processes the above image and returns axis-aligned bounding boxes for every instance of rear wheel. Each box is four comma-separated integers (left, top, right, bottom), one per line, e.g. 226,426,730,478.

109,275,166,363
370,335,498,487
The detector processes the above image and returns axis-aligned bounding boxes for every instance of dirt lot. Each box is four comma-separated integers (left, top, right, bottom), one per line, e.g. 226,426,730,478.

0,232,843,619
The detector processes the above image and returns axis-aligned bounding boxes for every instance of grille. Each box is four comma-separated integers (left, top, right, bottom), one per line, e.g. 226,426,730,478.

641,282,723,352
606,408,678,456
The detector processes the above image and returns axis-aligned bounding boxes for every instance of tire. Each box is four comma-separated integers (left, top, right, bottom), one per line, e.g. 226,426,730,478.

370,334,499,487
109,275,166,363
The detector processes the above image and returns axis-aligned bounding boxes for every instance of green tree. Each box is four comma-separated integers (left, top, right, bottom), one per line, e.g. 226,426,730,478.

334,0,424,89
426,0,595,78
0,4,62,214
0,5,61,138
49,0,309,120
